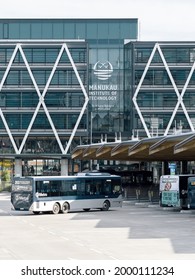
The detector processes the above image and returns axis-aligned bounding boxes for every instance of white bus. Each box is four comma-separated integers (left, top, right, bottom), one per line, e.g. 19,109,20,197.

11,172,122,214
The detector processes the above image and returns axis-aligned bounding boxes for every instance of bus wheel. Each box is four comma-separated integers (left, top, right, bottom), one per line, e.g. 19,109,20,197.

61,202,69,214
52,202,60,214
101,200,110,211
83,208,90,211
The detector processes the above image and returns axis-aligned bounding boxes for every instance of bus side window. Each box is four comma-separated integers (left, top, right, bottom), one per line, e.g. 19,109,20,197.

85,184,91,195
85,180,94,195
36,181,48,194
60,181,66,196
77,181,85,196
103,180,111,195
50,181,61,197
95,183,101,194
112,185,121,194
43,183,49,194
71,183,78,195
36,181,41,193
62,180,77,196
65,180,77,195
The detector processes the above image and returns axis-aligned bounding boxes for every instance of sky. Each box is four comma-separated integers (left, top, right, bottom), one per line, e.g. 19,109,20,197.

0,0,195,41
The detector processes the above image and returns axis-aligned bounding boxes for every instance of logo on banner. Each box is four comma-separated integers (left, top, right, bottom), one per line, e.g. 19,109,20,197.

93,61,113,80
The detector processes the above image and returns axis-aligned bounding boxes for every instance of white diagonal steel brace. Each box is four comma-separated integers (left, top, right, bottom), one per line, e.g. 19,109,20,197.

0,44,20,153
63,43,89,154
157,45,183,135
18,43,88,155
134,43,195,136
18,44,65,154
179,61,195,131
132,43,158,138
17,45,43,154
38,44,67,154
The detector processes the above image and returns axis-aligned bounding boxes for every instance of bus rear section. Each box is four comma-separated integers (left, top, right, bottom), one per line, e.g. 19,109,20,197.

11,177,33,211
160,174,194,209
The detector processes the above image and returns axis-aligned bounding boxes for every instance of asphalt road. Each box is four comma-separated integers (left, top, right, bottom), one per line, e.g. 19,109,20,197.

0,191,195,260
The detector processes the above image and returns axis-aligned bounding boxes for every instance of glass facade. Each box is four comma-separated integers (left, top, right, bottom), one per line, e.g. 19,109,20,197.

0,41,88,156
0,19,137,40
0,19,138,139
126,42,195,137
0,18,138,176
89,41,125,134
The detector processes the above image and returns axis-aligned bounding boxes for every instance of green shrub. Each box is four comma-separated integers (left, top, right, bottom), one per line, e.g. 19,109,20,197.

1,170,10,182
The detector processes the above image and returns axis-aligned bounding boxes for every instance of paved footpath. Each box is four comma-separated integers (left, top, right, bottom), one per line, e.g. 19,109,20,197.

1,192,195,260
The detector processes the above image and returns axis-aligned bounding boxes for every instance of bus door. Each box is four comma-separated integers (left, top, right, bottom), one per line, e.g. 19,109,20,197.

188,177,195,209
11,177,33,211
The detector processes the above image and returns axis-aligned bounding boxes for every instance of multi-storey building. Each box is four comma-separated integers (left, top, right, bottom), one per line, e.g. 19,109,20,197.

125,41,195,138
2,19,195,182
0,19,138,179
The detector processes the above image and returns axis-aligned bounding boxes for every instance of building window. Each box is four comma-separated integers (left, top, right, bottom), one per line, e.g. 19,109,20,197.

3,23,8,39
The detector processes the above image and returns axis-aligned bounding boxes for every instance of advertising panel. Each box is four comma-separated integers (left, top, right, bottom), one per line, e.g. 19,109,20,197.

160,175,180,206
160,175,179,191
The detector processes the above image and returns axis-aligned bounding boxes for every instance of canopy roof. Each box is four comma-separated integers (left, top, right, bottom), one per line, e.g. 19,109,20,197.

71,132,195,162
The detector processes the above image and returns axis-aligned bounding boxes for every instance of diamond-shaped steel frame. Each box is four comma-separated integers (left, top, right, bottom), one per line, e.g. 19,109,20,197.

132,43,195,137
0,42,89,155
